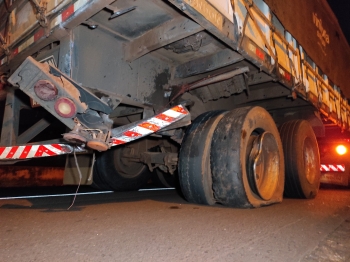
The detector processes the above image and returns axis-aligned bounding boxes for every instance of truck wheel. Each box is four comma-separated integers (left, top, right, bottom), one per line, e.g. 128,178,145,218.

211,106,285,208
178,111,227,205
279,120,320,198
92,165,113,191
93,145,151,191
152,169,176,188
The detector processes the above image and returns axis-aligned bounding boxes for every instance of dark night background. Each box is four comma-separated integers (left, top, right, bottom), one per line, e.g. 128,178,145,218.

327,0,350,45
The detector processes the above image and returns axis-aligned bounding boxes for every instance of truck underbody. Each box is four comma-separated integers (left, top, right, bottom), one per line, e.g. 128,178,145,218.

0,0,349,207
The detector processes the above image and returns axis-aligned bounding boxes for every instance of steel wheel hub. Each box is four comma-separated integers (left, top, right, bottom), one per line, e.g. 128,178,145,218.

303,137,317,184
247,132,280,201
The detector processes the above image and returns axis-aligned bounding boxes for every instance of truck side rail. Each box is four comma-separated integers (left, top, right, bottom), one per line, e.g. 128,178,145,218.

229,0,348,130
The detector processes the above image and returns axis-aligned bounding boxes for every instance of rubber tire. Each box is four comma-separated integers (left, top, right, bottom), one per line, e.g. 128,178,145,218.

279,120,321,198
93,145,151,191
152,169,176,188
211,106,285,208
179,110,227,205
91,164,114,190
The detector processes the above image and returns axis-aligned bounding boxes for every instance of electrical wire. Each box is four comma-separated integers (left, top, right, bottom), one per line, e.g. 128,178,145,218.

67,148,82,210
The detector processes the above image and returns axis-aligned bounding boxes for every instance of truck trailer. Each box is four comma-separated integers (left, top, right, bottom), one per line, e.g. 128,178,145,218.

0,0,349,208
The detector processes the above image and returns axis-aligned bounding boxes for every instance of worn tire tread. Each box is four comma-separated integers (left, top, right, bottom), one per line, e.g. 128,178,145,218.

179,110,226,205
280,120,320,199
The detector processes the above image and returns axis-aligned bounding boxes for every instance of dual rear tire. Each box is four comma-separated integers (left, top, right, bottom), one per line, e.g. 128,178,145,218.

280,120,320,199
179,106,284,208
179,107,321,208
93,144,151,191
178,110,227,205
93,106,321,204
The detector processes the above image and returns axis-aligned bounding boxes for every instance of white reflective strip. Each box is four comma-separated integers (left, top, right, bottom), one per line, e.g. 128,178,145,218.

329,165,338,171
321,165,330,171
337,165,345,172
12,146,26,159
109,105,188,147
147,117,171,128
162,109,184,118
74,0,89,11
0,188,174,200
18,36,34,53
27,145,39,158
51,14,62,27
0,147,12,158
0,190,114,200
113,135,136,143
0,56,7,65
130,126,153,136
45,144,64,155
138,188,175,191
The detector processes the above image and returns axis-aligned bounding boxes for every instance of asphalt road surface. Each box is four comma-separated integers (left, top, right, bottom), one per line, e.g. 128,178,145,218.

1,186,350,262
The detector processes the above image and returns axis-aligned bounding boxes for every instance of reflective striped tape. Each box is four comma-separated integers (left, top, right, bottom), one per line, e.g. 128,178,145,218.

111,105,189,146
320,164,345,172
0,144,73,160
51,0,90,28
0,56,7,66
0,104,189,159
12,29,46,56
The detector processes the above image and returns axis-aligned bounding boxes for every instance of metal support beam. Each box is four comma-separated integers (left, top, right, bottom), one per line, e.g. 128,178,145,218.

64,0,116,29
167,0,238,50
175,49,244,78
0,88,20,146
17,118,51,145
124,16,203,62
58,32,74,77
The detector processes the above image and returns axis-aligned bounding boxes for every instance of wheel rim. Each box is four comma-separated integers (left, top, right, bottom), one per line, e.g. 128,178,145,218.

303,137,317,184
113,147,146,178
247,132,280,201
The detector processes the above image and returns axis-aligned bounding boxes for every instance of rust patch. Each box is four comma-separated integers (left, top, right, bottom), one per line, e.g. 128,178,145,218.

0,166,64,187
146,69,170,104
154,69,170,91
241,129,247,139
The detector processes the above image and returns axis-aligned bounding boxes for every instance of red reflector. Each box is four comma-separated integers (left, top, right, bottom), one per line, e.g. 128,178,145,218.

13,48,19,56
54,97,76,118
284,71,291,81
34,29,45,42
62,5,75,22
256,48,265,60
34,80,58,101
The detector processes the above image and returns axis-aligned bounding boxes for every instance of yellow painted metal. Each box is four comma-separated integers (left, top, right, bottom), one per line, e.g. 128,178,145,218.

7,0,70,47
184,0,224,30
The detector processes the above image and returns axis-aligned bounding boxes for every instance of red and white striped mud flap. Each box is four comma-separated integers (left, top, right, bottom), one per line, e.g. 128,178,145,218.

110,104,189,146
320,164,346,172
0,105,189,160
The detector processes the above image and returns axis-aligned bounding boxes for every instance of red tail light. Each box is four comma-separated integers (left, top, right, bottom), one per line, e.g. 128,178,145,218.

34,80,58,101
54,97,76,118
335,145,347,155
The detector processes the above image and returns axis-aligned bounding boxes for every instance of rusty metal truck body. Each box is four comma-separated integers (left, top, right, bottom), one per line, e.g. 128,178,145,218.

0,0,349,207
